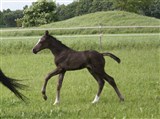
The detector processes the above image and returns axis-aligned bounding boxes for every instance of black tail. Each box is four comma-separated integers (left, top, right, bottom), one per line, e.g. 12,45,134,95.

0,69,27,101
102,52,121,63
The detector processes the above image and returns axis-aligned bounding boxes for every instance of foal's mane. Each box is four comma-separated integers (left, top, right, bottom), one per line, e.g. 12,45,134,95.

49,35,70,49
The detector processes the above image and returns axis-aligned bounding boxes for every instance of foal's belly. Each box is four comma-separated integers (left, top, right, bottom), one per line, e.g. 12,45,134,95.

65,57,89,70
63,60,87,70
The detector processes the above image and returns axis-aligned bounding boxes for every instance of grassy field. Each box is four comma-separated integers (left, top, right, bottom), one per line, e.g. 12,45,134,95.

1,11,160,37
0,35,160,118
1,34,160,54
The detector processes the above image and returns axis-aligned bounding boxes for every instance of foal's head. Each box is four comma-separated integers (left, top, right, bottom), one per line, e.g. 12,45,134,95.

32,30,52,54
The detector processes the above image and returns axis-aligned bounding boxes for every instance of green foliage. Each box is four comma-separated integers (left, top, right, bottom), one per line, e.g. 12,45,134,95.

15,18,23,27
0,11,5,26
114,0,150,13
22,0,56,27
56,2,78,21
89,0,114,12
75,0,93,15
2,10,23,27
144,0,160,18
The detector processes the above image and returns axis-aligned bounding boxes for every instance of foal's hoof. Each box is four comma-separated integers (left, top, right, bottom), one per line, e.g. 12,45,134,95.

92,99,99,104
120,98,124,102
53,101,59,105
43,95,47,100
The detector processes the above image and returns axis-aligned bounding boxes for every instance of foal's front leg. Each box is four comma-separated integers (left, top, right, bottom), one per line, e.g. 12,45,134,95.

54,72,65,105
41,68,62,100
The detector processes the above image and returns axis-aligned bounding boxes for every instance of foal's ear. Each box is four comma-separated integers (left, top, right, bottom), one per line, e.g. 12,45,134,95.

45,30,49,36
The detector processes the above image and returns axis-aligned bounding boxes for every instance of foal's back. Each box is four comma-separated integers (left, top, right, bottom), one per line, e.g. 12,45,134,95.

58,50,105,71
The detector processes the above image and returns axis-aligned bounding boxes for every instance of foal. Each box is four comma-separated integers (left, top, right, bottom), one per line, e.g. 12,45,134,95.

32,31,124,105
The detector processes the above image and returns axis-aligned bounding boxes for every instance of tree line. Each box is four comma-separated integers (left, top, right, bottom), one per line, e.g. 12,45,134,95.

0,0,159,27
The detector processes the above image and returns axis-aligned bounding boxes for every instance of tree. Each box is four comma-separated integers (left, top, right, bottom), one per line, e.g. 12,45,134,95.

3,10,23,27
75,0,93,16
55,4,66,21
22,0,56,27
144,0,160,18
56,2,78,21
89,0,114,13
0,11,5,27
15,18,23,27
114,0,152,14
3,9,11,13
0,9,11,27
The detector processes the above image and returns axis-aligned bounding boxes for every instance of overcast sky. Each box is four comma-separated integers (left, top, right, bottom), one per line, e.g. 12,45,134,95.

0,0,74,11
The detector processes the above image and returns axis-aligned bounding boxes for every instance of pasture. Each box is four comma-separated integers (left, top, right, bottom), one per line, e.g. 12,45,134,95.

0,34,160,118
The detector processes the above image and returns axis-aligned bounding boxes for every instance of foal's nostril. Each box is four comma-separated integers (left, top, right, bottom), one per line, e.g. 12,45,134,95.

32,49,37,54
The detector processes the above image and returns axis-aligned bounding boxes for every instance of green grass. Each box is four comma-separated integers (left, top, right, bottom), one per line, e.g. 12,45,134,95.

1,34,160,54
1,11,160,37
0,35,160,118
0,50,159,118
42,11,160,27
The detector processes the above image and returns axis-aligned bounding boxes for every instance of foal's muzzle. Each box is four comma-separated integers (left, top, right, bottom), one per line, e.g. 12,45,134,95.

32,48,37,54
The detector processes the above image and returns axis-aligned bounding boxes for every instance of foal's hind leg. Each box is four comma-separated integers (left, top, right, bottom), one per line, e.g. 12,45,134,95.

103,73,124,101
88,68,105,103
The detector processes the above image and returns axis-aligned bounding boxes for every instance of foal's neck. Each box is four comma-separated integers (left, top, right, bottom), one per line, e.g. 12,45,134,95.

49,39,72,57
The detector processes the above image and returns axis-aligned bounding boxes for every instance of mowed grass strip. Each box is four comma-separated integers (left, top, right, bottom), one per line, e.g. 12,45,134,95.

0,35,160,118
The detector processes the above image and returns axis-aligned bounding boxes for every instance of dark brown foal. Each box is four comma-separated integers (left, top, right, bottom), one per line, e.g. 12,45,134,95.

32,31,124,105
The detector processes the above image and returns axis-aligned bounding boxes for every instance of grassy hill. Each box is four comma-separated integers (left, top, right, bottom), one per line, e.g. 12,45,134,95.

1,11,160,36
42,11,160,27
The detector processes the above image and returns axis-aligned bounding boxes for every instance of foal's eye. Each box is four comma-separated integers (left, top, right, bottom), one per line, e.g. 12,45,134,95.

40,40,45,43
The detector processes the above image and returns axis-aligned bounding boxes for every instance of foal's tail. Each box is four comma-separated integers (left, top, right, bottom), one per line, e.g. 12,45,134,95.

102,52,121,63
0,69,27,101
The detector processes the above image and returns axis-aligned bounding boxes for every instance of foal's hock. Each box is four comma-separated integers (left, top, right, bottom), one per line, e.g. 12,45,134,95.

32,30,124,105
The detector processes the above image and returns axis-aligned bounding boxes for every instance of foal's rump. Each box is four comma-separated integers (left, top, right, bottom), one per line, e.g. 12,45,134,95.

84,51,120,72
84,50,120,64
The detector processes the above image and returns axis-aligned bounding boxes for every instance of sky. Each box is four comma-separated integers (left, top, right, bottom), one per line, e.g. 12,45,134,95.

0,0,74,11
